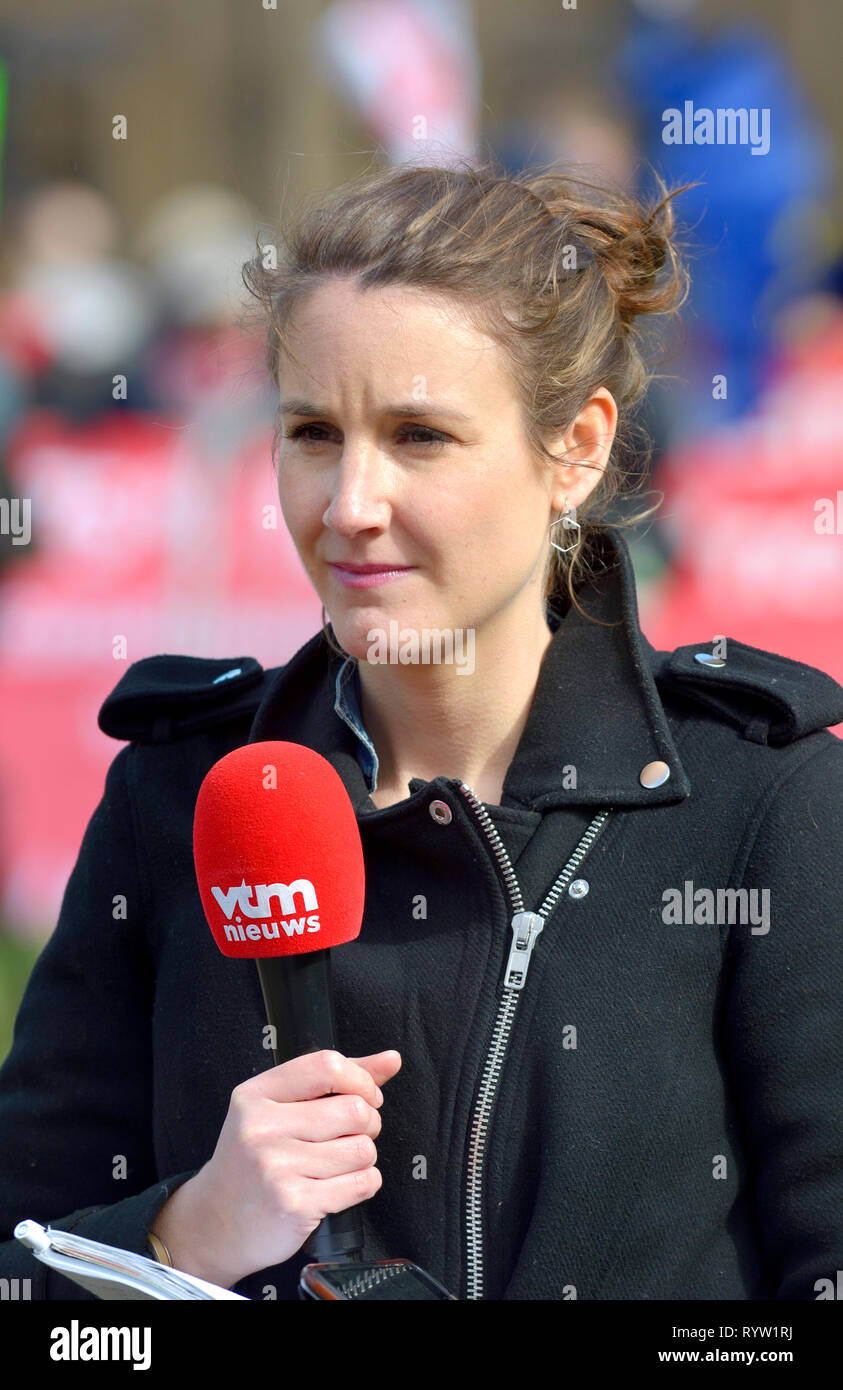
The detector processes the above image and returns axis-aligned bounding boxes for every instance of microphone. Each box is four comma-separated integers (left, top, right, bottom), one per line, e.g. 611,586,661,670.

193,740,366,1264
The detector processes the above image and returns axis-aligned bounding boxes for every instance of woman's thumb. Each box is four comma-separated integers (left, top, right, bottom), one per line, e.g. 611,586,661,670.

349,1049,403,1089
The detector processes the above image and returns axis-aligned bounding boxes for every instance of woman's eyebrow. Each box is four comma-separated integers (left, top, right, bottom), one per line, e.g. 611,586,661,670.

279,397,473,422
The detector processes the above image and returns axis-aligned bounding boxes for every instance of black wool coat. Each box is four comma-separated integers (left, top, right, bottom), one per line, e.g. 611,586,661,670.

1,526,842,1301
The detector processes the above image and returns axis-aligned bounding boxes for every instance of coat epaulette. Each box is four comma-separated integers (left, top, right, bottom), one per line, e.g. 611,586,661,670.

97,654,278,744
651,639,843,746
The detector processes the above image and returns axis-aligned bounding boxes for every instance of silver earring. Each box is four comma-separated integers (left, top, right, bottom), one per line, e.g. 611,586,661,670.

549,503,581,555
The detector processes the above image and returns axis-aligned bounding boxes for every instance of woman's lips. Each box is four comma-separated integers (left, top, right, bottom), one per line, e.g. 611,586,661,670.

328,563,417,589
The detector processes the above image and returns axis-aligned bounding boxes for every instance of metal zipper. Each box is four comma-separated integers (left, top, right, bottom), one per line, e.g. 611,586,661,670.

457,782,612,1300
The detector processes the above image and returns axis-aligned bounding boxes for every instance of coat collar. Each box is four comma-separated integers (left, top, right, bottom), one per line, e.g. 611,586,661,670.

247,526,692,814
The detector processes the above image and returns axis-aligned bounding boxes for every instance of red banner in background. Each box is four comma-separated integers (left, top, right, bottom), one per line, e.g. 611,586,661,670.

0,412,320,936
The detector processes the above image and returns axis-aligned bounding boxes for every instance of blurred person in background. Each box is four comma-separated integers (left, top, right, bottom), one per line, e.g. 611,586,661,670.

0,181,157,421
133,184,276,461
613,0,836,439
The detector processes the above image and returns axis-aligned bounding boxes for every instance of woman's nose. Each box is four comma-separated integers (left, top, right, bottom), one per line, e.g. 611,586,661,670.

322,446,391,533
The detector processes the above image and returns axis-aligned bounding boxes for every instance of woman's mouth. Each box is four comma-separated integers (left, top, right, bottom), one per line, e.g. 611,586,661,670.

328,563,417,589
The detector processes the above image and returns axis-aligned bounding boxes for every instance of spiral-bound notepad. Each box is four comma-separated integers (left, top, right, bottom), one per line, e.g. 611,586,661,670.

14,1219,248,1300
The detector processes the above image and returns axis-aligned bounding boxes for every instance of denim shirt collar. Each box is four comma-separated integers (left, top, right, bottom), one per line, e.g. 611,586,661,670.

333,658,380,794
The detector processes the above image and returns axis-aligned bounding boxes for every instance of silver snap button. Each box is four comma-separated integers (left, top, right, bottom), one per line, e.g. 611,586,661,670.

568,879,589,899
639,760,670,788
694,652,726,667
213,667,243,684
429,799,452,825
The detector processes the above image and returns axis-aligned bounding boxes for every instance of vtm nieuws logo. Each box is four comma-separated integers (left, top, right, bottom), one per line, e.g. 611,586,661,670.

211,878,320,942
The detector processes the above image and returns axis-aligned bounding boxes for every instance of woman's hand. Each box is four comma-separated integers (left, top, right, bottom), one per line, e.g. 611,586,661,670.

152,1047,402,1289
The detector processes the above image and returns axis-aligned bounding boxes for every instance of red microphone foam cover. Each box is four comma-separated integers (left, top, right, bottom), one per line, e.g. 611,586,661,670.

193,741,365,959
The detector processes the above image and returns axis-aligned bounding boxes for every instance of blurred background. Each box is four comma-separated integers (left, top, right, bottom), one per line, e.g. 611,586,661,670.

1,0,842,1058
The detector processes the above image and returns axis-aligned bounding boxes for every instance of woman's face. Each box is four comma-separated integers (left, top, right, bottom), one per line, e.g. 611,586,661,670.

276,275,599,662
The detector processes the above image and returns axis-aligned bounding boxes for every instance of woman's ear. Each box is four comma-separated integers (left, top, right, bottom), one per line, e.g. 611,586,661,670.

546,388,617,515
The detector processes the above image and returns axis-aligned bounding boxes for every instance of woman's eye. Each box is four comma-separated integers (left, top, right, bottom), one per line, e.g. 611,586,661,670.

397,425,450,445
283,423,450,446
284,423,334,442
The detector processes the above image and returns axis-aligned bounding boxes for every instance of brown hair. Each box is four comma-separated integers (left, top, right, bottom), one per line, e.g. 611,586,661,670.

242,156,697,657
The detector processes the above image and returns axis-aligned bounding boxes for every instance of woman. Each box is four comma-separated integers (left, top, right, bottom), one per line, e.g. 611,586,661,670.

1,161,841,1302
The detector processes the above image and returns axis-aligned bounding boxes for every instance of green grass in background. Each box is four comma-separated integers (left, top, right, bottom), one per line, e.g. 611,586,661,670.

0,929,42,1066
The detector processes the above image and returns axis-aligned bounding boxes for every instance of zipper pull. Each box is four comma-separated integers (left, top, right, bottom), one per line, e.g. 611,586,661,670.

504,911,545,990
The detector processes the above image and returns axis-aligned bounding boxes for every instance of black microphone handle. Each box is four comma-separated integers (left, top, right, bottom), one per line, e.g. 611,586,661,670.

255,948,364,1263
